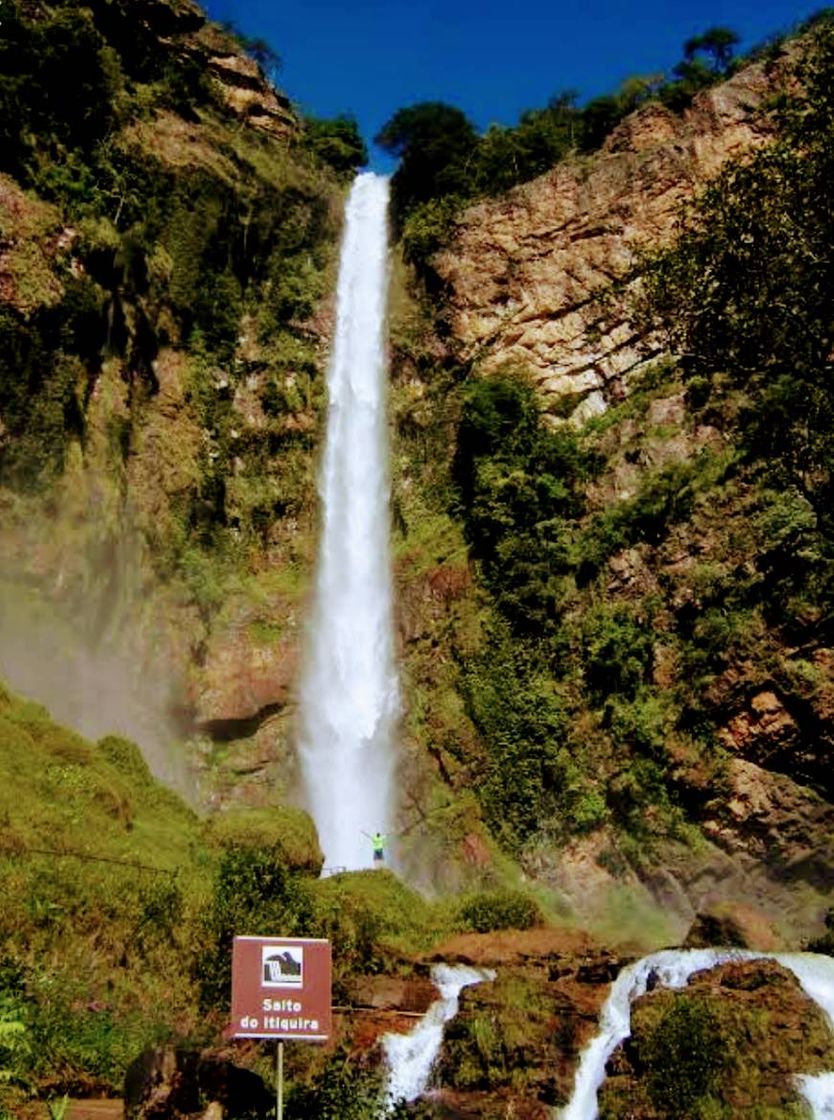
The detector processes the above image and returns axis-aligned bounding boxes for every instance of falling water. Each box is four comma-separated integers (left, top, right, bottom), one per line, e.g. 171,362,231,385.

297,173,399,872
382,963,495,1111
560,948,834,1120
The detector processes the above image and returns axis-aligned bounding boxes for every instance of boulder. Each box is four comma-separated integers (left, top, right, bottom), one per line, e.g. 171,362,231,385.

683,901,782,951
124,1047,273,1120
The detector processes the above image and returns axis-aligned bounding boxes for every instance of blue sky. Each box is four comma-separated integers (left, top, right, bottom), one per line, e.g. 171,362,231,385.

203,0,821,169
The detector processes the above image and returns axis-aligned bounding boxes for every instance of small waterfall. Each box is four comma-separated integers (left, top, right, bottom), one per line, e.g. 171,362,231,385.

382,963,495,1111
297,172,399,872
560,948,834,1120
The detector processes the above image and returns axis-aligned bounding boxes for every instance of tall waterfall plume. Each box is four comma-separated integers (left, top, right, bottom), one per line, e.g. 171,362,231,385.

297,173,399,872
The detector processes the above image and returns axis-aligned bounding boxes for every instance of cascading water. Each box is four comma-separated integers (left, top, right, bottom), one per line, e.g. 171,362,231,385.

560,948,834,1120
297,172,399,872
382,963,495,1111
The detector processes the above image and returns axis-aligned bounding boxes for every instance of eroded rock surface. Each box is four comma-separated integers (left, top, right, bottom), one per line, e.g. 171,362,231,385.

435,54,789,421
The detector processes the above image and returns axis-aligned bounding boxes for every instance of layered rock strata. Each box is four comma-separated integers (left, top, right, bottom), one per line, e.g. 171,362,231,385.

435,54,789,422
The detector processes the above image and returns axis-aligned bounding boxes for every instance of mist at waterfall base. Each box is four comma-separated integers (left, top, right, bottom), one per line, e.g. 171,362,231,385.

0,575,188,792
561,948,834,1120
297,173,399,873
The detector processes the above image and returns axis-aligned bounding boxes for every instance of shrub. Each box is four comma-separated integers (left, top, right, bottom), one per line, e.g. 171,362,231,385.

452,370,590,634
301,114,367,179
460,626,568,848
638,996,729,1116
581,603,654,702
636,24,834,508
459,889,542,933
286,1049,383,1120
310,871,435,986
194,845,316,1012
206,807,324,877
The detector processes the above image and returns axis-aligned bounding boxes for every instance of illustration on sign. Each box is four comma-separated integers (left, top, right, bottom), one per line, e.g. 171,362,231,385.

263,946,303,987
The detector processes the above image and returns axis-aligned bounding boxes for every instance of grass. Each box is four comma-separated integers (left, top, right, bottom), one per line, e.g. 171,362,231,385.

0,682,211,1106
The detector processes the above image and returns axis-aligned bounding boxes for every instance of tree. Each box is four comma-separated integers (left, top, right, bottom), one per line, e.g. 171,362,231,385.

637,24,834,514
660,25,741,110
375,101,479,225
683,26,741,74
303,114,367,179
452,371,589,633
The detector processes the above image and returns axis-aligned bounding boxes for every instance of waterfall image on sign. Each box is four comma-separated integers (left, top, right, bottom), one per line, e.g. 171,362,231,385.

297,173,398,872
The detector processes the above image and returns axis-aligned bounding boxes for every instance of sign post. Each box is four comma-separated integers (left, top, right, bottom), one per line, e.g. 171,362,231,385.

231,936,332,1120
276,1040,283,1120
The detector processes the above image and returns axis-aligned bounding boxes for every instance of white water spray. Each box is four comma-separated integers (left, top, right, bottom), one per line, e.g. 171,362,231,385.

297,173,399,872
560,948,834,1120
382,963,495,1111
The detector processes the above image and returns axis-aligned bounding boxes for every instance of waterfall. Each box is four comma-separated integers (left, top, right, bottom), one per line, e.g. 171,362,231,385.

560,948,834,1120
382,963,495,1111
297,172,399,872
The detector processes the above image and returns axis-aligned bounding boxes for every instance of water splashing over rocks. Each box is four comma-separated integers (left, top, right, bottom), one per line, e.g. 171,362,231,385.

382,963,495,1112
561,948,834,1120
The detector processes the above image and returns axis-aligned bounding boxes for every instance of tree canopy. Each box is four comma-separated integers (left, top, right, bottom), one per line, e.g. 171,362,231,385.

302,114,368,179
375,101,479,227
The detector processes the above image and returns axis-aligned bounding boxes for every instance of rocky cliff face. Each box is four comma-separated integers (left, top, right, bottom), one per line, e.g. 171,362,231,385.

389,30,834,945
0,0,341,799
434,51,788,423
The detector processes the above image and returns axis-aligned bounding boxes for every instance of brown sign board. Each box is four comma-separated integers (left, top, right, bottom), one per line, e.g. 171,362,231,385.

230,936,332,1042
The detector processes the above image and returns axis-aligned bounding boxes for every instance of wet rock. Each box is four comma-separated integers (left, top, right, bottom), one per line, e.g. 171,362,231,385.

599,959,834,1118
577,956,622,984
700,757,834,887
345,975,438,1015
191,617,297,728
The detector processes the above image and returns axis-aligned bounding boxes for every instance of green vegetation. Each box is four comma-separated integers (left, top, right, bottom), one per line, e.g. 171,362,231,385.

640,996,730,1115
383,20,834,892
301,114,368,179
0,0,347,575
638,23,834,534
452,370,592,634
285,1050,384,1120
441,971,555,1099
458,889,542,933
600,967,834,1119
0,680,484,1112
0,682,206,1107
0,0,363,743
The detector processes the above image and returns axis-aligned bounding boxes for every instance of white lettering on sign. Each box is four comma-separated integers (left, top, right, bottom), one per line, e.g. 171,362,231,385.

240,1016,259,1030
262,998,303,1013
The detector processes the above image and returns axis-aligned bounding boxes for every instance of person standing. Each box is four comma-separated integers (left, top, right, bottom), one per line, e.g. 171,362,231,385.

362,830,387,865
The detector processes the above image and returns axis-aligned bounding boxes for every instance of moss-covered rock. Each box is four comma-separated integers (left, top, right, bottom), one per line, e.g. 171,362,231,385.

205,805,323,876
600,959,834,1118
